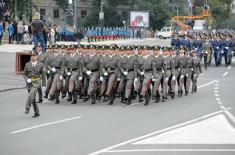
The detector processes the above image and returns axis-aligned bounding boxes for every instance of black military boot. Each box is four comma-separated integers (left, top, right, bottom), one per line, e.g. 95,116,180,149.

43,93,48,99
126,98,132,105
48,95,55,101
144,93,150,106
61,92,66,98
185,91,188,96
67,92,72,102
170,92,175,99
138,95,144,102
162,96,167,102
83,95,90,101
178,91,182,97
71,100,77,104
37,98,43,103
103,95,109,102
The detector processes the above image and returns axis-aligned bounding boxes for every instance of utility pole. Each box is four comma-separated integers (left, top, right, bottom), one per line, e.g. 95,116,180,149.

14,0,17,20
73,0,77,29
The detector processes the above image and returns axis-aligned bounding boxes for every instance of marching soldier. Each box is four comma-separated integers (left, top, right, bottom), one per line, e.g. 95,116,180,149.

202,36,212,70
139,48,156,105
101,45,119,105
178,46,188,97
48,45,65,104
211,35,223,66
36,45,48,103
223,35,233,66
153,46,166,103
162,47,175,102
82,47,102,104
23,52,45,118
192,50,202,94
64,45,82,104
118,46,138,105
170,48,180,98
185,48,194,96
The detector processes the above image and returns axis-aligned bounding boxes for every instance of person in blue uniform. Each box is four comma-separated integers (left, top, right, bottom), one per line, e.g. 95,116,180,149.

223,34,233,66
211,35,223,66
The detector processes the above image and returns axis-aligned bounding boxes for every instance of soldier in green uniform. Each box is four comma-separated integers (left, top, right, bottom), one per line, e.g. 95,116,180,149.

23,52,45,118
192,50,202,94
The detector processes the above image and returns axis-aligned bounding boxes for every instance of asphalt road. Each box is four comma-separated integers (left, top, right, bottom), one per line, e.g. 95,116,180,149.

0,59,235,155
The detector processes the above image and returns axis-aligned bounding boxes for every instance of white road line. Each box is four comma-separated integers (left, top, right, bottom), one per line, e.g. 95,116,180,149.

216,97,221,101
105,149,235,153
223,72,228,77
214,87,219,90
214,94,219,97
10,116,83,134
198,80,218,89
217,101,223,105
214,90,219,93
224,111,235,124
88,108,231,155
220,106,225,109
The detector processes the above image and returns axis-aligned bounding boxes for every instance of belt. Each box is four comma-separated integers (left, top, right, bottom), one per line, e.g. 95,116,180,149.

72,68,79,71
31,77,41,81
91,69,98,72
145,69,152,72
156,69,162,71
54,67,61,69
128,69,134,72
175,67,179,69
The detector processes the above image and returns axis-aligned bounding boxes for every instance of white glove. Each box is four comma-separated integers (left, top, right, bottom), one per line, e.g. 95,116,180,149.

172,76,176,81
78,77,83,81
194,74,197,77
67,72,72,76
141,72,144,75
47,70,51,74
100,77,104,81
86,70,92,75
186,74,188,77
152,79,156,82
191,68,193,71
117,78,121,81
104,72,108,76
134,78,138,82
162,70,165,73
59,75,63,80
180,75,184,79
26,79,32,83
165,77,169,81
221,50,224,54
225,47,229,49
51,67,56,72
216,47,219,49
124,71,128,76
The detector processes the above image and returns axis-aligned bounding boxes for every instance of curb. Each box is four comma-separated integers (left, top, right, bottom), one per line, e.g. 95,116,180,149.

0,87,26,93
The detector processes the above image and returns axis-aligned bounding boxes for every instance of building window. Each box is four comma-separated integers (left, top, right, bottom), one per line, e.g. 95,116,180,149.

40,9,46,18
81,10,87,18
54,9,59,19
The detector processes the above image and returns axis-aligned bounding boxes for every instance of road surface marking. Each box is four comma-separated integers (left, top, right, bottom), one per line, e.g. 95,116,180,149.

223,72,228,77
224,111,235,125
134,114,235,145
105,149,235,153
198,80,218,89
214,90,219,93
88,108,231,155
10,116,83,134
214,87,219,90
216,97,221,101
217,101,223,105
220,106,225,109
214,94,219,97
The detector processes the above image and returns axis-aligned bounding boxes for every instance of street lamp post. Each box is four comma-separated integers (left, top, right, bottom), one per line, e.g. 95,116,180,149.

99,0,104,27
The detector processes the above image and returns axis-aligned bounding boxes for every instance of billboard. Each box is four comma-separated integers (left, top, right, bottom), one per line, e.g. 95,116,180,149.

130,11,149,27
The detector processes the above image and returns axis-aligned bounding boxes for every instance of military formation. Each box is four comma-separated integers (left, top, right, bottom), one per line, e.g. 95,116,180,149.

23,43,205,117
171,31,234,69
